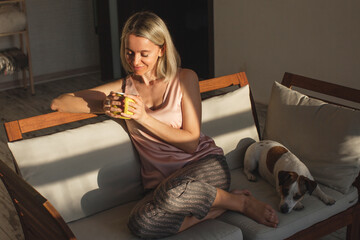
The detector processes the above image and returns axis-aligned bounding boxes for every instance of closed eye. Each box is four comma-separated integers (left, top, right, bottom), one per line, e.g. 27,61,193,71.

281,186,289,196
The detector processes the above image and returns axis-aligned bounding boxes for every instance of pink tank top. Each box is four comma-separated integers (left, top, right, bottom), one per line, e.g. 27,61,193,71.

124,71,224,189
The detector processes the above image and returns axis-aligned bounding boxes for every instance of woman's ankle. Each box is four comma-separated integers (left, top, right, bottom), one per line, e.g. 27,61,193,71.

230,189,249,213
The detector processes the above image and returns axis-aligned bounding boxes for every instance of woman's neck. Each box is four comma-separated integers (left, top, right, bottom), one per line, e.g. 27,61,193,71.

132,73,162,86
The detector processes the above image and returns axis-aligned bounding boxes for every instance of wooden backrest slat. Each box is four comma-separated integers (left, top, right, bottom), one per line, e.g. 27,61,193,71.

282,72,360,104
199,72,247,93
18,112,97,134
5,112,97,142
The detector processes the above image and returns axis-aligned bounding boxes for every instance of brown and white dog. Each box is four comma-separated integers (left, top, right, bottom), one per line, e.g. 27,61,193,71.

243,140,335,213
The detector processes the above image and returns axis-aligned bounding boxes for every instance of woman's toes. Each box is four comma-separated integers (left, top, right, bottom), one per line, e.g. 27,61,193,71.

231,189,251,196
265,209,278,226
243,196,278,228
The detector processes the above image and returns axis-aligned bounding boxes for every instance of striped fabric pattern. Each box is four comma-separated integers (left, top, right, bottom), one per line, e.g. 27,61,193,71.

128,154,230,239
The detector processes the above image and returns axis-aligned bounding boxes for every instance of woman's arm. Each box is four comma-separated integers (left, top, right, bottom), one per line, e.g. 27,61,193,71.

51,79,124,114
125,69,202,153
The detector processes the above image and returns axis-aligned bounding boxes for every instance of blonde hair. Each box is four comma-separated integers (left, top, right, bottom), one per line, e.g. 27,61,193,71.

120,11,181,81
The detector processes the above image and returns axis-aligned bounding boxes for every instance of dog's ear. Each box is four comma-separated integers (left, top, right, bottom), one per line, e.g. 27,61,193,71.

278,171,298,186
299,176,317,195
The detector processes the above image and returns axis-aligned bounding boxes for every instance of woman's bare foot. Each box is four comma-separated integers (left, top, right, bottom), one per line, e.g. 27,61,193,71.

179,188,278,233
232,190,278,228
213,188,278,227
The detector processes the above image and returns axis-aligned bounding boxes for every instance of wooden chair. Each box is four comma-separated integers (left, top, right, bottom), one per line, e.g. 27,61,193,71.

281,72,360,240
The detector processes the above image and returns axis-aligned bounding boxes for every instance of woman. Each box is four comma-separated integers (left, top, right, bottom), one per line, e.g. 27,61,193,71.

51,11,278,239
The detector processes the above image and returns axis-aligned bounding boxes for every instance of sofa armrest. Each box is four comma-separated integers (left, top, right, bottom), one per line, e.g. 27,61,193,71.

5,112,97,142
0,159,76,240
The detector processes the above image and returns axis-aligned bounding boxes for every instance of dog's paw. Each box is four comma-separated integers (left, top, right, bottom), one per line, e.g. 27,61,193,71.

248,175,257,182
243,170,257,182
324,197,336,206
318,193,336,205
293,202,304,211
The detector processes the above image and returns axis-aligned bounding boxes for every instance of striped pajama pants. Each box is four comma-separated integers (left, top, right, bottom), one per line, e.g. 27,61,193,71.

128,154,231,239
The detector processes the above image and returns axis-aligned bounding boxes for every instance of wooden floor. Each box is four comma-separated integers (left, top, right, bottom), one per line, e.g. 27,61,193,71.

0,72,346,240
0,72,108,169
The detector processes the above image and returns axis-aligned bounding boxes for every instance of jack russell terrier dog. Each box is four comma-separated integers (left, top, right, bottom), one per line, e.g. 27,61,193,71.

244,140,335,213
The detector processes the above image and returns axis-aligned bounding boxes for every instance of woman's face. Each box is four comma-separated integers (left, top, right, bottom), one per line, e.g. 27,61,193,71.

125,34,163,78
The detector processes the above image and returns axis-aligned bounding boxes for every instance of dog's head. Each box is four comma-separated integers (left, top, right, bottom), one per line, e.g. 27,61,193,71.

277,170,317,213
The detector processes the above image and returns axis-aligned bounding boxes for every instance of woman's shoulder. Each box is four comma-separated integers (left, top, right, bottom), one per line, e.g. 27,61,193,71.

178,68,197,78
178,68,198,86
178,68,200,98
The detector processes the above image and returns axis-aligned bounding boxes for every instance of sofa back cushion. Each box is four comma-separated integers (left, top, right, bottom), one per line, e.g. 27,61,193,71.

264,81,360,194
201,85,259,170
8,120,142,223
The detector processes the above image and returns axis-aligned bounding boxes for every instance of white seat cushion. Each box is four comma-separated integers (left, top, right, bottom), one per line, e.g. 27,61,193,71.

68,201,243,240
218,168,358,240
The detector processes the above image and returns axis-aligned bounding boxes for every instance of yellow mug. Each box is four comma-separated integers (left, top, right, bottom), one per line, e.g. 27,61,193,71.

113,92,134,119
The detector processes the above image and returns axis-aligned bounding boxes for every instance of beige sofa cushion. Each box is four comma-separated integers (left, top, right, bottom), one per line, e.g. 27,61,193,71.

263,81,360,194
202,85,259,170
8,120,142,223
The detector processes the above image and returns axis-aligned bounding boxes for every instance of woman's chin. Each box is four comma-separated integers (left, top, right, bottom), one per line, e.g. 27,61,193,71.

132,71,146,76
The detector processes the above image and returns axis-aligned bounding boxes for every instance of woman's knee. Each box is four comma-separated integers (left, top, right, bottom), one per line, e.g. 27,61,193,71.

128,208,182,239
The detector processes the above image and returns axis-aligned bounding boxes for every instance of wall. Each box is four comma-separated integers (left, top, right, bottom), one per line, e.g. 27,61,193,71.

0,0,99,90
214,0,360,104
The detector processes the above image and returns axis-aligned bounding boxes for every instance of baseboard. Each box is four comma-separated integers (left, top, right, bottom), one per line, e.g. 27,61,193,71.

0,65,100,92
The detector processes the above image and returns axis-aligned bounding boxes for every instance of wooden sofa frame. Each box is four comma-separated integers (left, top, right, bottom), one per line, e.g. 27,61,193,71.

1,71,359,240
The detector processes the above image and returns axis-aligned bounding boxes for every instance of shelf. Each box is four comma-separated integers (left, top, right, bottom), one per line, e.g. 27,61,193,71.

0,0,24,4
0,30,26,37
0,0,34,94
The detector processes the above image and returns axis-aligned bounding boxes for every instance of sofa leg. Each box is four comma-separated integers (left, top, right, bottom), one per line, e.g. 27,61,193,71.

347,206,360,240
346,224,359,240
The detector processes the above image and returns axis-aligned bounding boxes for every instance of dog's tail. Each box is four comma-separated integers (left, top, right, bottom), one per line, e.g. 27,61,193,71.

245,138,257,148
238,137,257,153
